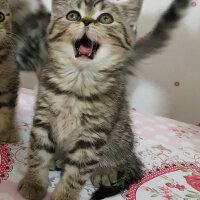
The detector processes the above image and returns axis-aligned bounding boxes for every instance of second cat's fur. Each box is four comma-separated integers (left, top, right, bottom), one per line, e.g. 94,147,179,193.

0,0,19,143
8,0,50,71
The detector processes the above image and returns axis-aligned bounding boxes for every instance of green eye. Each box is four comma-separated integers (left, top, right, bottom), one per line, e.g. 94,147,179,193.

98,13,114,24
66,11,81,21
0,12,5,22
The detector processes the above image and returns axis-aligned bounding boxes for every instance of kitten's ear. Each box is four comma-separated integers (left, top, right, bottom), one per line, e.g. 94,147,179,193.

52,0,58,14
116,0,143,29
52,0,64,14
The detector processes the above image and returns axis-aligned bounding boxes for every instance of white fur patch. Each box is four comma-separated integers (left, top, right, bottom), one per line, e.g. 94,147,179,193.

107,0,129,4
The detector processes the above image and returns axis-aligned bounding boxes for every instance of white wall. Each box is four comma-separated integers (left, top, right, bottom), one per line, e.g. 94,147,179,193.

41,0,51,11
127,0,200,125
21,0,200,124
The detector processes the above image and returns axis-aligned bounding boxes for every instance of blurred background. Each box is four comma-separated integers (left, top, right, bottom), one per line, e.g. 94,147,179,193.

20,0,200,125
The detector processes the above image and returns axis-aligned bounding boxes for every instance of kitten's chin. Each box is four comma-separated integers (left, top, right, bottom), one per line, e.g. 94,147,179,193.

76,55,92,61
73,56,95,70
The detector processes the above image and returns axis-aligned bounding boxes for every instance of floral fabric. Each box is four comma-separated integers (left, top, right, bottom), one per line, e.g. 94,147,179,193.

0,88,199,200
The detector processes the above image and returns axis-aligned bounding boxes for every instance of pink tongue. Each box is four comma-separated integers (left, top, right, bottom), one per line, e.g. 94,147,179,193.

78,45,92,56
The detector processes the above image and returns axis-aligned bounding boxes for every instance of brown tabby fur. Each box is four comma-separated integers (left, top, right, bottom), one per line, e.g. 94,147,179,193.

18,0,190,200
0,0,19,143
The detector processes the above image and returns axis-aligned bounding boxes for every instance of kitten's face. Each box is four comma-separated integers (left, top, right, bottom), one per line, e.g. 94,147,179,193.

49,0,140,70
0,0,11,43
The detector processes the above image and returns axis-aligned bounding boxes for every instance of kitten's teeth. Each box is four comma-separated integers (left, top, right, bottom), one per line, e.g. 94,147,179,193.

90,42,95,56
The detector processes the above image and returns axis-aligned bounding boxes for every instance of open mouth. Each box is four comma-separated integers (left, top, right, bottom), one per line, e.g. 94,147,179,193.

74,34,100,60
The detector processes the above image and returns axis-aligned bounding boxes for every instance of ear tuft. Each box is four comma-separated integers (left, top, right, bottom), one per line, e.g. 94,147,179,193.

52,0,64,14
114,0,143,28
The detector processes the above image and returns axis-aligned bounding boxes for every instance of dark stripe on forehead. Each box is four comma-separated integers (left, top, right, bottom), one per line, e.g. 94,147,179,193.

84,0,90,6
84,0,104,8
94,0,104,7
77,0,82,8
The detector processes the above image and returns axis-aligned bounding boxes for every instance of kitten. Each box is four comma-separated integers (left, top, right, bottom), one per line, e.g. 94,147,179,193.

0,0,19,143
8,0,50,71
18,0,190,200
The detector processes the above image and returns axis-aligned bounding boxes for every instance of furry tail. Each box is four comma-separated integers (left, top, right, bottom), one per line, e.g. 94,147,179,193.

91,157,143,200
128,0,190,66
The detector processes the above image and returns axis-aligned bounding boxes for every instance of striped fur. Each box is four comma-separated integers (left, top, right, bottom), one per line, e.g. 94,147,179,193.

8,0,50,71
18,0,190,200
0,0,19,143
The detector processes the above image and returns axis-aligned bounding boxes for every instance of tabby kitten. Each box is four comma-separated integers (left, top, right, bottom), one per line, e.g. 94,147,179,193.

18,0,190,200
0,0,19,143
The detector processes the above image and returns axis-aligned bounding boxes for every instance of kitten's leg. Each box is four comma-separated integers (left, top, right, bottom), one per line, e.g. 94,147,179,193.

0,77,19,143
91,154,142,200
91,122,142,199
51,137,105,200
91,153,142,188
18,115,55,200
91,167,118,187
0,106,18,143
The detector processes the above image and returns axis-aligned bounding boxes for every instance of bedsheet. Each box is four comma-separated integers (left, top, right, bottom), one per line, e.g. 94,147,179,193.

0,88,199,200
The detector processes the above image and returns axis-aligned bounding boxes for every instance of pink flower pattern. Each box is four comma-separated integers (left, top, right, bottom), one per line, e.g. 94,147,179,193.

175,184,186,191
1,88,200,200
159,186,174,200
165,183,175,188
141,186,152,192
184,173,200,192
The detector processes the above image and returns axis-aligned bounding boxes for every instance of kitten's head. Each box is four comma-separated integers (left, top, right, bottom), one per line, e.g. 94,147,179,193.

0,0,11,43
48,0,141,70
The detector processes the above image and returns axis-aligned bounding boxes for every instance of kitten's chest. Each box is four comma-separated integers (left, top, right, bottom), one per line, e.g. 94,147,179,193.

48,85,115,142
50,95,89,141
51,110,81,144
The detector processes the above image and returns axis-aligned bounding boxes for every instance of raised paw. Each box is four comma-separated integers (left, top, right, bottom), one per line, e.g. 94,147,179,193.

18,177,47,200
91,167,117,187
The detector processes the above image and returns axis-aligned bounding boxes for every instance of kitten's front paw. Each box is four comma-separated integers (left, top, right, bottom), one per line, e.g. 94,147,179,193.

0,128,19,143
91,167,117,187
51,183,77,200
51,190,65,200
18,178,47,200
51,190,69,200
